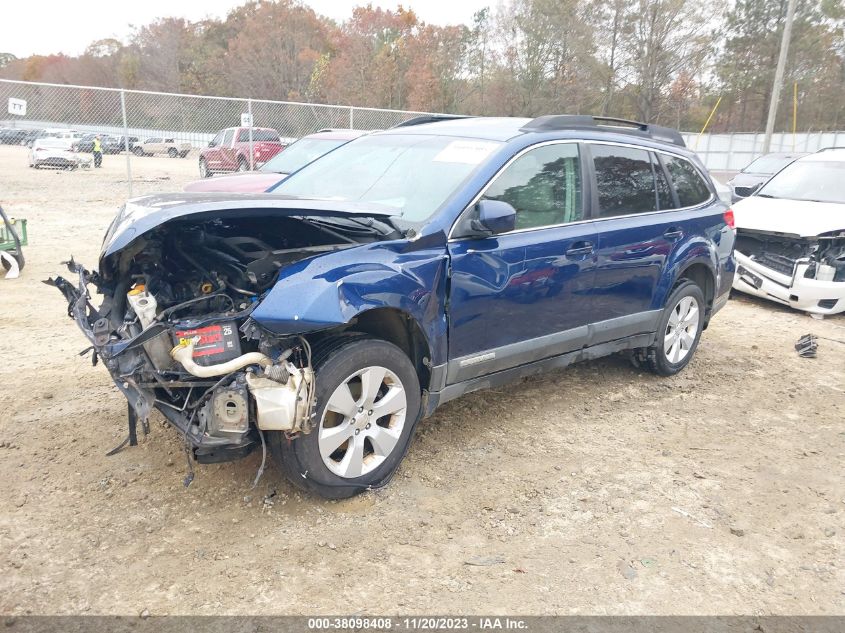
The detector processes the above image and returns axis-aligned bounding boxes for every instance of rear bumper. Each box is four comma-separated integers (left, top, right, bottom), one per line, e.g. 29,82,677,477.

732,251,845,315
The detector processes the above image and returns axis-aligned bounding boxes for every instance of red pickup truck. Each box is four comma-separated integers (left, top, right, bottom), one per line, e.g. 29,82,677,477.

198,127,287,177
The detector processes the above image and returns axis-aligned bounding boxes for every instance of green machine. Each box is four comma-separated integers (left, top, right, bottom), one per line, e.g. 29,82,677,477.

0,206,26,279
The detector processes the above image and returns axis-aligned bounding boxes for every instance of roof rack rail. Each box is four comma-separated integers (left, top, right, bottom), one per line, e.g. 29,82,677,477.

521,114,686,148
815,146,845,153
394,114,472,128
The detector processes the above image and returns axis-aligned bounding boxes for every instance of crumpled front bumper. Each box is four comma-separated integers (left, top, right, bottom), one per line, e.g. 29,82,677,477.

47,260,157,424
732,251,845,315
47,261,250,457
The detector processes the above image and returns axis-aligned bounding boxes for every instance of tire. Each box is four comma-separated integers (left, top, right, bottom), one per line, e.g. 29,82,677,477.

643,280,706,377
198,158,210,178
132,146,144,157
1,250,24,272
179,150,189,158
168,147,178,158
268,337,421,499
237,157,248,172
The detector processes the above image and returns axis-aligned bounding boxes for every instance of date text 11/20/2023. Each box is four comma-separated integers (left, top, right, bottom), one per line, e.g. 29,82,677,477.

306,617,529,630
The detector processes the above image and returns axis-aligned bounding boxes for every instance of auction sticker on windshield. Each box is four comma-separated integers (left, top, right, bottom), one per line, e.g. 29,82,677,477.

433,140,500,164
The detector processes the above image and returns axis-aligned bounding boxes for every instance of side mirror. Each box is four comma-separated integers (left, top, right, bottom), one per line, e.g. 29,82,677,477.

208,141,216,148
453,199,517,238
473,199,516,235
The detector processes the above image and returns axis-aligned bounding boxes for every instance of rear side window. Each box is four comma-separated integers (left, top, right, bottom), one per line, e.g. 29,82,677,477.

483,143,582,230
653,153,676,210
592,145,657,217
664,156,711,207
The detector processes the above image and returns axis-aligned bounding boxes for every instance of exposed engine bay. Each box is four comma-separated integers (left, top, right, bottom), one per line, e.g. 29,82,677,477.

48,207,395,465
733,228,845,315
735,231,845,281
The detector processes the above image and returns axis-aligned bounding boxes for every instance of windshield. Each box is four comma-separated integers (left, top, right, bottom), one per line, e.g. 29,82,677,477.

260,137,347,174
757,160,845,204
743,154,800,175
274,134,502,223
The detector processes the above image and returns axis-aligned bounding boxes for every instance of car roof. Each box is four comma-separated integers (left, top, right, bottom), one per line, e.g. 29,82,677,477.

377,117,531,141
373,116,690,153
804,148,845,162
304,129,369,141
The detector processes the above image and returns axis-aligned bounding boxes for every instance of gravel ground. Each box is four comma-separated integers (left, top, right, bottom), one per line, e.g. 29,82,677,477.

0,144,842,615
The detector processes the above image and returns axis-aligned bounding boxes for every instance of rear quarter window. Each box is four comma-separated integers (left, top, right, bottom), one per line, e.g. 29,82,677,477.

664,156,711,207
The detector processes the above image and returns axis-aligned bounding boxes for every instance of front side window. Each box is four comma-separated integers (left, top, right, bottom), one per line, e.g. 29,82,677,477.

664,156,711,207
592,145,657,217
222,130,234,146
482,143,582,230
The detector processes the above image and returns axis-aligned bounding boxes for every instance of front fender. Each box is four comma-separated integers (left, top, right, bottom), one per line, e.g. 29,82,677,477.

250,241,450,366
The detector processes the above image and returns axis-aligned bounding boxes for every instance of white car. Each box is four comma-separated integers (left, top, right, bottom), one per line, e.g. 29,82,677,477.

29,138,92,170
732,148,845,316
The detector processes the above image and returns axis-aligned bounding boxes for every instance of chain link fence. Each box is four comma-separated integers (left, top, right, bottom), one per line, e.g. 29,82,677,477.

0,79,437,196
4,79,843,194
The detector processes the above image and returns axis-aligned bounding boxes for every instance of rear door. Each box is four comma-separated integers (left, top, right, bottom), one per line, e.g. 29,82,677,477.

446,141,598,383
586,143,686,341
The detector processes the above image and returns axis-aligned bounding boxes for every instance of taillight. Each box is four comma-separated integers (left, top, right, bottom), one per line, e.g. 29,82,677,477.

723,209,735,229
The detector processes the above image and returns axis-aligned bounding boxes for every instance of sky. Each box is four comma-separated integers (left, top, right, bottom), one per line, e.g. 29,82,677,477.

1,0,492,58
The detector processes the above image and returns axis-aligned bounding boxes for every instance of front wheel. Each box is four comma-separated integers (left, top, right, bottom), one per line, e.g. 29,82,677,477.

132,146,144,156
168,147,178,158
643,280,706,376
269,338,421,499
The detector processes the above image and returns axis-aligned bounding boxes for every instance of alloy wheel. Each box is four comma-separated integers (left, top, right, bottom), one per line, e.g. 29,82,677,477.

663,295,700,364
318,366,408,478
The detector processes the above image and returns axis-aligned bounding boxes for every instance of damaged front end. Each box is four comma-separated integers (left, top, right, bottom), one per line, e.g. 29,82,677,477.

733,228,845,315
47,194,397,463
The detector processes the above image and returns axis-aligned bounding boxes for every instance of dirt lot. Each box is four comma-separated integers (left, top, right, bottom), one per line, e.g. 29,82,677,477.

0,144,842,616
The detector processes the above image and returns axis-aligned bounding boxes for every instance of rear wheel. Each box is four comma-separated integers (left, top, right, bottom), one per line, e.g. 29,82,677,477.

132,146,144,157
269,338,421,499
643,280,705,376
237,157,248,172
168,147,178,158
198,158,210,178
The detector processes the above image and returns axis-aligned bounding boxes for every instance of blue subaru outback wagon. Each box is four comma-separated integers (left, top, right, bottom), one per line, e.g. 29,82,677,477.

51,115,736,497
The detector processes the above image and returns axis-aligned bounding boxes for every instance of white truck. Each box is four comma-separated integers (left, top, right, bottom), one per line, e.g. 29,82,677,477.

134,137,192,158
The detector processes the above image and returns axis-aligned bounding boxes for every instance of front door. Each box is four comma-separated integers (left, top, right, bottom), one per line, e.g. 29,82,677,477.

447,142,597,384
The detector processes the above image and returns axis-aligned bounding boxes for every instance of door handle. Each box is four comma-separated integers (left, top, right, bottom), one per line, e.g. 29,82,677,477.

565,241,594,257
664,227,684,240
